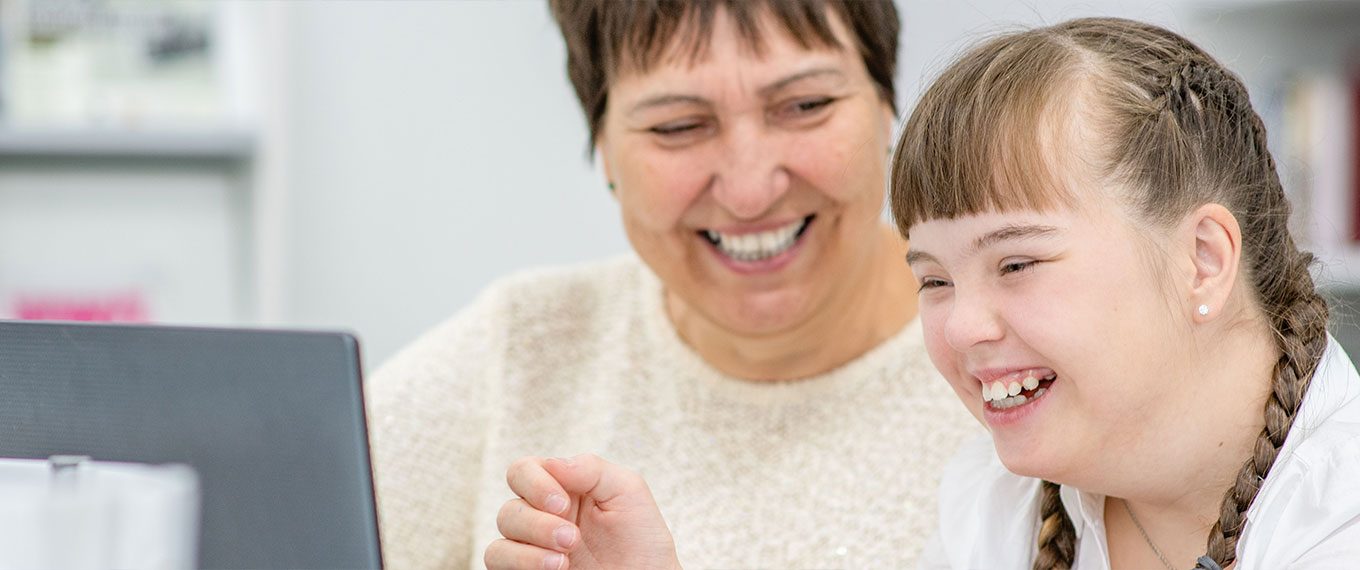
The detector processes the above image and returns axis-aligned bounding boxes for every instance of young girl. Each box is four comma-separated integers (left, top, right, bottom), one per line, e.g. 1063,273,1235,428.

483,17,1360,570
894,17,1359,569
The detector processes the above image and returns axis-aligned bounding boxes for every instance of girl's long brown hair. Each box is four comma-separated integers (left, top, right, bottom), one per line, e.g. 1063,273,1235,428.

890,17,1328,569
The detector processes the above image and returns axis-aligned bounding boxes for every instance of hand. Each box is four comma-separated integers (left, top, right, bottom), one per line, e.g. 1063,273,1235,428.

484,454,682,570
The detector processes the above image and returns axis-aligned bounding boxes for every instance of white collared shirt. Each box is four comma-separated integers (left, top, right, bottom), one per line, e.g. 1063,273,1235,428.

918,336,1360,569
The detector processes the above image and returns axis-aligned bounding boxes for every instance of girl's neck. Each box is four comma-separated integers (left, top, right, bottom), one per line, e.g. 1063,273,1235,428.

666,224,917,381
1102,312,1278,569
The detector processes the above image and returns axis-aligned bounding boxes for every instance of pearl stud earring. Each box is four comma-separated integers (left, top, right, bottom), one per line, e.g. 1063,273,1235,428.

1197,305,1209,316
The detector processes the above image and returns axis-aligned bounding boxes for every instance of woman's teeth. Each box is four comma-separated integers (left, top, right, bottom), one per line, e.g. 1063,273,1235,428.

982,370,1056,410
703,216,810,262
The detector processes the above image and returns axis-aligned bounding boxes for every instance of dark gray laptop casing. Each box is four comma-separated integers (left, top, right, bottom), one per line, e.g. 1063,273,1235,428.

0,320,382,570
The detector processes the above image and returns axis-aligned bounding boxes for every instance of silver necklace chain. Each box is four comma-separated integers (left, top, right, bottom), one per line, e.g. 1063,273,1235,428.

1121,498,1177,570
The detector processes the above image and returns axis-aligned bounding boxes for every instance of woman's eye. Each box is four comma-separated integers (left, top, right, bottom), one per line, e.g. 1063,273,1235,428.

774,97,836,121
649,121,703,136
792,97,834,113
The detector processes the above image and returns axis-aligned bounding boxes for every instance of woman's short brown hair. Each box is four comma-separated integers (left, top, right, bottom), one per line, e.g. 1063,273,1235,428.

548,0,900,152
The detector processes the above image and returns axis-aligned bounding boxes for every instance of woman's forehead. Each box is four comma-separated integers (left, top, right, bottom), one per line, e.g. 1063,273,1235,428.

611,4,851,82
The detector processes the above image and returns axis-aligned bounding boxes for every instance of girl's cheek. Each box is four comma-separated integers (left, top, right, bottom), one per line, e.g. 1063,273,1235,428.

921,314,958,378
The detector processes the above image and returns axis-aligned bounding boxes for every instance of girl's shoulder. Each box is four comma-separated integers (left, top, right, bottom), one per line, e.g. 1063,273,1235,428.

1235,338,1360,568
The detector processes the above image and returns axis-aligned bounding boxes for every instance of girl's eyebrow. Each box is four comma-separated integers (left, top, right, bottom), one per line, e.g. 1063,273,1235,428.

969,224,1060,255
905,223,1060,266
904,250,935,266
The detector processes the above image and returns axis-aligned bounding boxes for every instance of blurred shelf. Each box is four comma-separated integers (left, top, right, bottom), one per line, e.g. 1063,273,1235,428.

1192,0,1360,13
1191,0,1360,23
0,127,256,160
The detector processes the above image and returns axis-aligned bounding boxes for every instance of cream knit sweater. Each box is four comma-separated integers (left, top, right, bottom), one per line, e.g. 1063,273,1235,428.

366,255,983,570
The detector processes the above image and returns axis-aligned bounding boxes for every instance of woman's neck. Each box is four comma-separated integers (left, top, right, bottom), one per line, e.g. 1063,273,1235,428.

665,224,918,381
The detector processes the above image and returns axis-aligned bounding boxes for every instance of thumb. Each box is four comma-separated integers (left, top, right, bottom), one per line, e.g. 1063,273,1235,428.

543,454,655,512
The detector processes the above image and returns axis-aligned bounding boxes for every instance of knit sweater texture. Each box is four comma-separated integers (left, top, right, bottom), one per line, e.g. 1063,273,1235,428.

366,255,983,569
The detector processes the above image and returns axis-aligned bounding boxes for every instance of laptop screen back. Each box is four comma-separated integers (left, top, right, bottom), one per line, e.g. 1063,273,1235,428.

0,321,381,569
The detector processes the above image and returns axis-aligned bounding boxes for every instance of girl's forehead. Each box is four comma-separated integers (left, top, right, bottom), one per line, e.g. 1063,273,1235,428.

910,209,1059,243
907,201,1132,253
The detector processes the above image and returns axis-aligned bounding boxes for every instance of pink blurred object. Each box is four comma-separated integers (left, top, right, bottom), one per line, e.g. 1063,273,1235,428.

12,291,151,322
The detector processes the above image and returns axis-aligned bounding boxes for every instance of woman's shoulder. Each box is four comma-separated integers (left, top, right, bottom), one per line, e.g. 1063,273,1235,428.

368,254,655,387
394,254,650,355
927,436,1040,569
486,253,648,303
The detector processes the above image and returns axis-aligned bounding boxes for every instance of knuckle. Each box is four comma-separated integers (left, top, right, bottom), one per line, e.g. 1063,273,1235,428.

505,455,542,486
482,539,506,569
495,499,521,526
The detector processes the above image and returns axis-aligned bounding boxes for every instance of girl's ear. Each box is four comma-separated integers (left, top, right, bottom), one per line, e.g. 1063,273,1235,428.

1182,203,1242,322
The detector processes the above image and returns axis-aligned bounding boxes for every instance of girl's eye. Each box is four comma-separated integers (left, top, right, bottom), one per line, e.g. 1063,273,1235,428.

1001,260,1037,275
917,278,951,293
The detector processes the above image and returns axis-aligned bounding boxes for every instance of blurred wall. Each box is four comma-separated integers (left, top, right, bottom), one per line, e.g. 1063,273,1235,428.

270,0,1291,368
277,1,626,366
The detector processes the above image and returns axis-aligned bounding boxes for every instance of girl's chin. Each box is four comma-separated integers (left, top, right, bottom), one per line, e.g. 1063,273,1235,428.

991,441,1065,481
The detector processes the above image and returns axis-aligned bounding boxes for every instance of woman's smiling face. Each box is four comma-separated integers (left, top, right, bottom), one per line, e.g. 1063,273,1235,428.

906,201,1197,481
596,5,895,336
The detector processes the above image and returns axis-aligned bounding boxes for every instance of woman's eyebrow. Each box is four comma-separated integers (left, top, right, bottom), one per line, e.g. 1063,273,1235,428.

627,94,709,117
757,67,845,98
626,67,847,118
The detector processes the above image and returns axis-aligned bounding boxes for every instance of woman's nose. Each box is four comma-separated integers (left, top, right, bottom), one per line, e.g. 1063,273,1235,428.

710,123,791,219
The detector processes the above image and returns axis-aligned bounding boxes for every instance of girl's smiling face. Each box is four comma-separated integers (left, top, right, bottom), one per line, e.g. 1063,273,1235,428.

906,201,1198,482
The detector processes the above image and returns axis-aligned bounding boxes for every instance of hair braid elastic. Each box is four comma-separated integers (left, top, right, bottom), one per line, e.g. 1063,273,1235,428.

1034,480,1076,570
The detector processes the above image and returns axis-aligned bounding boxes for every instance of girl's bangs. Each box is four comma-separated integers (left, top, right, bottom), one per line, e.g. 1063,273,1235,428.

891,32,1084,237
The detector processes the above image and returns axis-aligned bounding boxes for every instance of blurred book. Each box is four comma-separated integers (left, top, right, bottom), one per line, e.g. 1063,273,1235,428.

0,456,199,570
10,289,150,322
1277,62,1360,287
1,0,222,127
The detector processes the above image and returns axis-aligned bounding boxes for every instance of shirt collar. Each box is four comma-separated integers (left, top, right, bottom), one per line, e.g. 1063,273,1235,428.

1291,334,1360,435
1059,480,1112,568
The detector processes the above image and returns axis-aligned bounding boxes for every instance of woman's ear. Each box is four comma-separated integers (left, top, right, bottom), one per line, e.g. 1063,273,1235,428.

1184,203,1242,322
881,102,897,149
598,144,617,196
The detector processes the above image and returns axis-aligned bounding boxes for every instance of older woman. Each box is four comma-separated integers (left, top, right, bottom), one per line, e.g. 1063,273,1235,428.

367,1,979,568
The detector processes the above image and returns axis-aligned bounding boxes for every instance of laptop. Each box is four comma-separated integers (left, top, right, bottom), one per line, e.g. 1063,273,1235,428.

0,320,382,570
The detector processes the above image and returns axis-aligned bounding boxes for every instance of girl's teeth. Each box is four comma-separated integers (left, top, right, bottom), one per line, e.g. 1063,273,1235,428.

979,369,1054,409
990,382,1007,401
